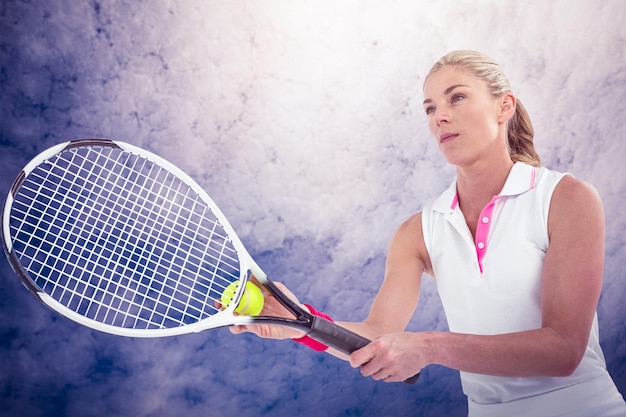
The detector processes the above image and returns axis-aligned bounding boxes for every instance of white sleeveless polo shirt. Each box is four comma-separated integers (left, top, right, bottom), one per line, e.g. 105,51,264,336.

421,162,616,409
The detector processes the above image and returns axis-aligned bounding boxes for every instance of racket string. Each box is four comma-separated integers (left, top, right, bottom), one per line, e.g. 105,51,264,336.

10,145,243,330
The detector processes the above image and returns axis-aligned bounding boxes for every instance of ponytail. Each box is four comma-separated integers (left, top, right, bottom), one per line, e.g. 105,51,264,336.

508,100,540,167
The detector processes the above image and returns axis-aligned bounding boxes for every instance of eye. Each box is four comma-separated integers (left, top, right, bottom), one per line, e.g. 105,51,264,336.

424,105,435,115
451,93,465,103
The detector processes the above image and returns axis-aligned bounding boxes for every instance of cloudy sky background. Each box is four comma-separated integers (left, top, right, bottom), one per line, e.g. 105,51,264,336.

1,1,625,416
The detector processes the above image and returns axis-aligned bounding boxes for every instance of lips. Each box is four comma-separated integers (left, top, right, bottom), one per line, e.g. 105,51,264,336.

439,133,459,144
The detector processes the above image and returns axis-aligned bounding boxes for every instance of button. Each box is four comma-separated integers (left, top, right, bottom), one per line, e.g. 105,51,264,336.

481,216,490,223
477,242,485,249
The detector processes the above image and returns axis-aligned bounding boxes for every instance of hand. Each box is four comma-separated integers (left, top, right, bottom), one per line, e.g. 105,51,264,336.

229,280,307,340
349,332,426,383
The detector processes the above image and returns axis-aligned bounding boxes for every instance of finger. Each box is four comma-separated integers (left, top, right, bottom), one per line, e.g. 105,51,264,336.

367,365,401,382
349,345,375,368
273,281,295,299
359,358,383,379
249,275,265,290
229,325,249,335
380,373,402,383
371,370,390,381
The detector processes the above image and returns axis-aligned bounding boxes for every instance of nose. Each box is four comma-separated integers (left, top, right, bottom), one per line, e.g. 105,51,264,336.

433,107,450,126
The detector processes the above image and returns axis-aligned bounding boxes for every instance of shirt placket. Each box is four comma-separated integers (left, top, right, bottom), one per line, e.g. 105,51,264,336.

474,196,501,274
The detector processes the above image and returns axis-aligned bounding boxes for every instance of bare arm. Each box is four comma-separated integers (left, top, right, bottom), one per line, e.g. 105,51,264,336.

228,213,428,364
353,176,606,381
329,212,428,358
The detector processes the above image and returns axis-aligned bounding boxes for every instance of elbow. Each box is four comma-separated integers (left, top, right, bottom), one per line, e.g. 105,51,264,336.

540,326,589,377
549,345,586,377
553,357,581,377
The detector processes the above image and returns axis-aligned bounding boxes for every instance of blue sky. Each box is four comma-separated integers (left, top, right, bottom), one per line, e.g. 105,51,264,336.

1,1,625,416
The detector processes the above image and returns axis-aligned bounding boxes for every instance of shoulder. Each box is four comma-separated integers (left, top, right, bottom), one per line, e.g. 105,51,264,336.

391,212,424,251
389,212,433,276
548,174,604,236
551,175,603,213
398,211,423,232
392,212,425,248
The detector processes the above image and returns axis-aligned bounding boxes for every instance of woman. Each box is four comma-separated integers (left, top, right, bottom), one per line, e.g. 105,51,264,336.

230,51,626,416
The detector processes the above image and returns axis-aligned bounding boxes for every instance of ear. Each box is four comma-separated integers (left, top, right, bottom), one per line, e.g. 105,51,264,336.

497,92,516,123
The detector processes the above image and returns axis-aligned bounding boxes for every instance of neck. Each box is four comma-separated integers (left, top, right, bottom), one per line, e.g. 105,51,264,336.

456,156,514,212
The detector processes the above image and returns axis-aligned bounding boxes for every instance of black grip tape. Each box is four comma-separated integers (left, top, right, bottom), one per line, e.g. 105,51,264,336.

308,315,370,355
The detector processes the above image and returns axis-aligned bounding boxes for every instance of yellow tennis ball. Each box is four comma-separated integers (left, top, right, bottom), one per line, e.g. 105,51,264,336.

220,280,264,316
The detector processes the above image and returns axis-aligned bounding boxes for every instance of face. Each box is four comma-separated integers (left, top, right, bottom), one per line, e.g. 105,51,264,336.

422,65,512,167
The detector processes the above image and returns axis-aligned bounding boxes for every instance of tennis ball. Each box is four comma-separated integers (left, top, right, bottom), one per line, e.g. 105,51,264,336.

220,280,264,316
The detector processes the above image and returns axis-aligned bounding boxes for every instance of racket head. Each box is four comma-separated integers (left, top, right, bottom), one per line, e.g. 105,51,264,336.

2,139,263,337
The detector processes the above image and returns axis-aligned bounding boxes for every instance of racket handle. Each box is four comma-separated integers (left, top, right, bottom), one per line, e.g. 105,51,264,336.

309,316,420,385
308,315,370,355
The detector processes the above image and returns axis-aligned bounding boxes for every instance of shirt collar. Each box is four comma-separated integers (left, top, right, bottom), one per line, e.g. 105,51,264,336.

432,162,538,213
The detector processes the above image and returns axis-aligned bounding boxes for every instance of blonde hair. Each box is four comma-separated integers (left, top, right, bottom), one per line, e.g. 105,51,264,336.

425,50,540,167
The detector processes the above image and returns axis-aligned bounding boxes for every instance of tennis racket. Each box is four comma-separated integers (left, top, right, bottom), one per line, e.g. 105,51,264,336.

1,139,419,384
